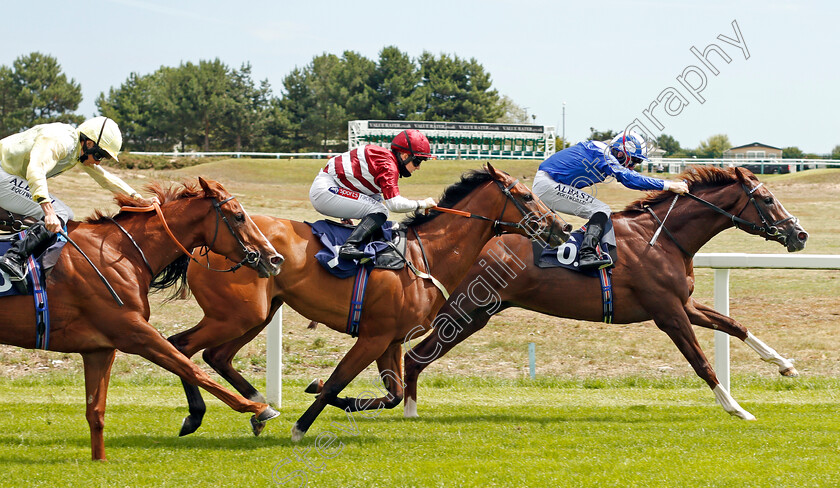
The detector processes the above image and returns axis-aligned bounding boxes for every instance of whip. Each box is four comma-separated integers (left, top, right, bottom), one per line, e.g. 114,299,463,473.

649,194,680,247
58,229,124,307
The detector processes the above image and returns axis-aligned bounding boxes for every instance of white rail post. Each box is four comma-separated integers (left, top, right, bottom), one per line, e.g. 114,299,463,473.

713,268,730,392
266,306,283,408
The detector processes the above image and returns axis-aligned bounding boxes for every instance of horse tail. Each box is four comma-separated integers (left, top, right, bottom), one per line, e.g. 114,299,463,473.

150,254,192,302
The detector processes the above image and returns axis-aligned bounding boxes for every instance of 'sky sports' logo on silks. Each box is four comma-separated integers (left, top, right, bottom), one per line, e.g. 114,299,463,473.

329,187,361,200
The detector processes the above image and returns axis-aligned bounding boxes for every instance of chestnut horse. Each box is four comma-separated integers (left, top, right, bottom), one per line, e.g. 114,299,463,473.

402,166,809,421
0,178,283,460
167,165,571,440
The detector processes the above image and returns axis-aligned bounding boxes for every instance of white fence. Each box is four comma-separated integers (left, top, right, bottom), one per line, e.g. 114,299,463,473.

131,151,334,159
129,152,840,168
647,158,840,174
693,253,840,391
263,253,840,407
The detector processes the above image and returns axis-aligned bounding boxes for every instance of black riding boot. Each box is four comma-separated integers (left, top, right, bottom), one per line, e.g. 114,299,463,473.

578,212,612,270
0,222,53,283
338,213,387,262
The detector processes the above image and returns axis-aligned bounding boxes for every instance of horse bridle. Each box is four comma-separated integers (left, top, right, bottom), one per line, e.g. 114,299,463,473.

683,181,798,244
405,178,560,300
430,179,560,243
117,195,261,274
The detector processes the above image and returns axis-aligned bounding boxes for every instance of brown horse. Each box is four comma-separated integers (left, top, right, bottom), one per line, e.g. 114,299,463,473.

402,166,809,420
0,178,283,460
167,164,571,440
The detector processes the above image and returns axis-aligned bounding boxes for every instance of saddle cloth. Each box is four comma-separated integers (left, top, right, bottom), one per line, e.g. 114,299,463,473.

307,220,407,279
532,219,618,277
0,234,65,297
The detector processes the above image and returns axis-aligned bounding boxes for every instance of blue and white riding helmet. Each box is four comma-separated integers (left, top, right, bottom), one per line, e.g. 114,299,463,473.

609,131,652,167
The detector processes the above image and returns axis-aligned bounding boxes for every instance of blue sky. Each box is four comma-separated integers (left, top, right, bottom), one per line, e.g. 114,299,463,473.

5,0,837,153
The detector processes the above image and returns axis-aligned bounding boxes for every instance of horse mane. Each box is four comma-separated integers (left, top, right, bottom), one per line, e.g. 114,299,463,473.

402,168,495,228
85,180,203,224
85,180,204,296
621,166,743,214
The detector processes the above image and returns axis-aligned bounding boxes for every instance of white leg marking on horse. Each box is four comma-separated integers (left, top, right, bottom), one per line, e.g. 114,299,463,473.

713,384,756,420
745,332,797,375
404,397,418,418
291,424,305,442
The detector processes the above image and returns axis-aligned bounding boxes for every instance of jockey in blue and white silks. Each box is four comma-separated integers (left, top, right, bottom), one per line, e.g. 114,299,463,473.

533,130,688,269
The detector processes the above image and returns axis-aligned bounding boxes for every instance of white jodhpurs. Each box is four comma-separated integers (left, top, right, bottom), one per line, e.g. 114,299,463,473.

533,170,611,219
309,171,389,220
0,168,74,224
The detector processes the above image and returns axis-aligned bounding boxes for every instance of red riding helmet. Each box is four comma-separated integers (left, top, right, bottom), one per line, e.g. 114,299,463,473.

391,129,432,158
391,129,432,178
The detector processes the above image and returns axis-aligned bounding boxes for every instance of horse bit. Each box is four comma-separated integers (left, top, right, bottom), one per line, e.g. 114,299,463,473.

110,195,261,274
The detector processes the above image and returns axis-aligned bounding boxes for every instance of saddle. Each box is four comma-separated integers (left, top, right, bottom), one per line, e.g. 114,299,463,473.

0,207,38,234
308,219,407,279
532,220,618,276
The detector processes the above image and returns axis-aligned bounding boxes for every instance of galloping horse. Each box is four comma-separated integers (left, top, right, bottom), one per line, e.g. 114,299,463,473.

0,178,283,460
167,165,571,440
402,166,809,420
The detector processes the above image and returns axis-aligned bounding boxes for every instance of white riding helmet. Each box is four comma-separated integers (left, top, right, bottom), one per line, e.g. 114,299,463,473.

610,130,651,163
77,116,123,162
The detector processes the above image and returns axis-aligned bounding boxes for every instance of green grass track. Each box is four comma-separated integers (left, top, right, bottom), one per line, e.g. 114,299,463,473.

2,375,839,487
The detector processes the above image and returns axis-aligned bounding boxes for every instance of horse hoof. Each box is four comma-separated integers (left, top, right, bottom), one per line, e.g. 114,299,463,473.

179,415,202,437
304,378,323,394
291,424,306,442
250,416,267,436
257,405,280,422
780,366,799,377
733,410,757,421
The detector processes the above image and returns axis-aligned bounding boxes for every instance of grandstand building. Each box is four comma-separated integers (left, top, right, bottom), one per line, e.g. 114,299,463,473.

348,120,556,160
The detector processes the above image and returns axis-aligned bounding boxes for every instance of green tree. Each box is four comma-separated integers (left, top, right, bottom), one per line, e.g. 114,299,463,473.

782,146,805,159
277,66,313,151
696,134,731,158
416,52,503,122
218,63,272,152
304,54,348,152
369,46,422,120
97,72,165,151
1,53,82,132
335,51,376,122
0,65,23,135
831,145,840,160
153,60,230,151
589,127,616,141
656,134,681,157
496,95,530,124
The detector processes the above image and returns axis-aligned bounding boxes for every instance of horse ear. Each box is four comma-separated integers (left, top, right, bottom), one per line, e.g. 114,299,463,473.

486,162,499,179
198,177,219,199
733,166,751,184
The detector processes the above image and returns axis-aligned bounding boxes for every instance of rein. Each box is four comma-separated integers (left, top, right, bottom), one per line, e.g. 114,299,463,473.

429,179,554,239
119,196,259,273
407,177,552,299
646,180,798,257
683,182,796,242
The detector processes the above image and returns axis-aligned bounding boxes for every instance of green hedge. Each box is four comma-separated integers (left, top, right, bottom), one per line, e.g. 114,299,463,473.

114,153,225,170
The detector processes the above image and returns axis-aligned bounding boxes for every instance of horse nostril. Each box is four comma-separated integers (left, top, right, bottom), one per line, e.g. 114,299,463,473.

271,254,284,266
562,223,573,233
797,231,808,242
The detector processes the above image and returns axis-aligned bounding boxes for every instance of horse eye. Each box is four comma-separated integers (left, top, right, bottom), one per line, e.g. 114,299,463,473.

523,193,534,202
234,212,246,223
764,196,774,205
